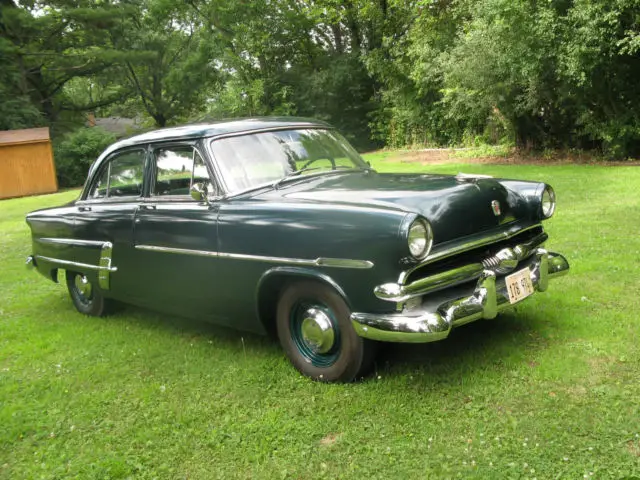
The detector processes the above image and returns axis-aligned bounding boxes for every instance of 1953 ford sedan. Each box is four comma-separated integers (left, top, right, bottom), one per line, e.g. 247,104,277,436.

26,118,569,382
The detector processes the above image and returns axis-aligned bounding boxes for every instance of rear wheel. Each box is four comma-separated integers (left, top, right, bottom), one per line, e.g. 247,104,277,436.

65,270,111,316
276,281,376,382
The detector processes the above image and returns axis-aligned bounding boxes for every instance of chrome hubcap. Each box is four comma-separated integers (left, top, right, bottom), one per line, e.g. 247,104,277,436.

300,308,335,354
74,274,92,299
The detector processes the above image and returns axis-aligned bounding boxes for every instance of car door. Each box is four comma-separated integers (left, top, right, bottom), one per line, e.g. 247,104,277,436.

73,147,148,302
130,141,226,320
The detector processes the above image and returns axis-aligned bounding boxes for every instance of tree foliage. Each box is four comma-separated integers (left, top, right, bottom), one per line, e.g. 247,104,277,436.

1,0,640,157
0,0,140,132
53,127,116,187
391,0,640,156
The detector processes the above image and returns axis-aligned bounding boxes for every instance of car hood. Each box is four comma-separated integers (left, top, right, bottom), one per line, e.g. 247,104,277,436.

261,171,526,243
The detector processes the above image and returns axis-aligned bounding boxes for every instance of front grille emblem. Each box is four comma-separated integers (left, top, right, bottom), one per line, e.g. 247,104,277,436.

491,200,501,216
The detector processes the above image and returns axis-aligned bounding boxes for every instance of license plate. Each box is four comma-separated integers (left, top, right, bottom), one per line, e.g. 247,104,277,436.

505,268,534,304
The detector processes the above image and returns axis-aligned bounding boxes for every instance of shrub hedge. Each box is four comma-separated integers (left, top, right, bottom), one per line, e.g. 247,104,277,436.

53,127,116,188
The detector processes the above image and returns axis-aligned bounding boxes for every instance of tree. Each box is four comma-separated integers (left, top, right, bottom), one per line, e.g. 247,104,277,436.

188,0,401,148
438,0,566,148
0,36,43,130
1,0,639,156
560,0,640,157
366,0,463,147
0,0,138,131
107,0,221,127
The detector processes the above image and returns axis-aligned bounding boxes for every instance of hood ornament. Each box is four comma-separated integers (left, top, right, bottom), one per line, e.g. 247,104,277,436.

491,200,501,216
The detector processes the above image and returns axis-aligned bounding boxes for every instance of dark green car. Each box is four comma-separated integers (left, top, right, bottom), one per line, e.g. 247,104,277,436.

26,118,569,382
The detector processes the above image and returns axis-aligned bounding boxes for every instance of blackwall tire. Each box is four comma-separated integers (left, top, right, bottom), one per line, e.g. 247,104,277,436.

65,270,111,317
276,280,376,382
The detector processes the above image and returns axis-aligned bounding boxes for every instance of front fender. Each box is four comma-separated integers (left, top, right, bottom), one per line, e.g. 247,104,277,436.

254,266,351,335
500,180,547,222
257,266,350,306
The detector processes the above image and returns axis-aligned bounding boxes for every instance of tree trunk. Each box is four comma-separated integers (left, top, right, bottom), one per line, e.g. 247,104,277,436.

153,113,166,127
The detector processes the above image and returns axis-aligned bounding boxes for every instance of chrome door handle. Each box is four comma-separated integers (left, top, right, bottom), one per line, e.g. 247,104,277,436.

78,206,92,212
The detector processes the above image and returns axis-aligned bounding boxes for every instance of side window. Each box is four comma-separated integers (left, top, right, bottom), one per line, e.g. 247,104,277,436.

89,149,146,199
152,146,215,197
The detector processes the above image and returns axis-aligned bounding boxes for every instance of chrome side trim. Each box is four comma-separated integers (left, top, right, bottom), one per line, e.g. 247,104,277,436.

35,240,117,290
38,238,107,248
217,251,314,265
98,242,114,289
352,250,570,343
135,245,374,269
135,244,218,258
220,252,374,269
399,223,544,283
315,258,374,269
34,255,118,273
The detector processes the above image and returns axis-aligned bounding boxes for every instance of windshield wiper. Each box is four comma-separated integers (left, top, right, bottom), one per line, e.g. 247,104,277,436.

272,165,354,190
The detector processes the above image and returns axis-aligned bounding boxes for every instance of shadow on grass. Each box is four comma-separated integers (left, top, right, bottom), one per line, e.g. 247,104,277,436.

116,304,552,382
111,303,278,349
374,310,551,379
32,291,554,381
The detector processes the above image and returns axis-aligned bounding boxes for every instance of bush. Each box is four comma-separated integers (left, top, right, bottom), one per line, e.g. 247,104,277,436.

53,127,116,188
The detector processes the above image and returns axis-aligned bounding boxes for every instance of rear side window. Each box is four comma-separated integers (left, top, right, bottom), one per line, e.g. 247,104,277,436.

152,146,215,197
89,150,146,199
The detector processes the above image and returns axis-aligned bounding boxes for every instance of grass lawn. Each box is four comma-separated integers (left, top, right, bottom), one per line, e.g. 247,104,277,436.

1,155,640,478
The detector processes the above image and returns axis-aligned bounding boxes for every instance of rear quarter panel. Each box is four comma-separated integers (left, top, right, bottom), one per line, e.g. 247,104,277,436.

26,205,76,281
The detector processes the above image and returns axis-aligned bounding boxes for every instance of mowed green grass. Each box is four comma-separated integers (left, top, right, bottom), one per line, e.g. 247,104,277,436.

1,156,640,479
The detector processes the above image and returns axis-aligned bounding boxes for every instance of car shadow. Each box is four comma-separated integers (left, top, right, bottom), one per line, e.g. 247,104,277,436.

37,292,554,382
110,303,279,351
117,302,552,382
371,309,553,380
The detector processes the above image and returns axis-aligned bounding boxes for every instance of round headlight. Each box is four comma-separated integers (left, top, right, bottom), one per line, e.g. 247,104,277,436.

541,185,556,218
408,218,433,259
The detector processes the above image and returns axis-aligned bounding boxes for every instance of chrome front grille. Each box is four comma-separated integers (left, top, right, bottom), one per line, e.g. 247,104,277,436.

374,226,549,304
403,226,545,286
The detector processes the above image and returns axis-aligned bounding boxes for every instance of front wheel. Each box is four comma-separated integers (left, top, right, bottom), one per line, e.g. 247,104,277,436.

65,270,111,316
276,281,376,382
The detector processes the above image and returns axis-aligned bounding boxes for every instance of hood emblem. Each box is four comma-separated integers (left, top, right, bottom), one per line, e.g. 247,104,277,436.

491,200,501,216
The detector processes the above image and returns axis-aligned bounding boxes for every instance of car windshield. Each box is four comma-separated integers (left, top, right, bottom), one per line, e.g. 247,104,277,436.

210,128,368,194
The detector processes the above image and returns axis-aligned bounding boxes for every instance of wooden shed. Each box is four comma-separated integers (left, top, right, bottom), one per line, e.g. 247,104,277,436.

0,128,58,199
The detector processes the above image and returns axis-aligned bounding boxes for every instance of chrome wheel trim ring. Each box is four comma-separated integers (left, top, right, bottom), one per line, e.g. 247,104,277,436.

300,307,336,354
74,274,92,301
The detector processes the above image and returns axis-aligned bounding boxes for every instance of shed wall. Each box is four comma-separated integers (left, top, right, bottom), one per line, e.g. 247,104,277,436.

0,142,58,199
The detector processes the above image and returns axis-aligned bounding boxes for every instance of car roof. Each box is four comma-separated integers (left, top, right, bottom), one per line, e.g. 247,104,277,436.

84,117,333,193
106,117,331,152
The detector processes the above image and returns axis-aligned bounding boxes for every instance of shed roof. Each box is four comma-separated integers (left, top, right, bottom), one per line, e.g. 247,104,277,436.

0,128,50,147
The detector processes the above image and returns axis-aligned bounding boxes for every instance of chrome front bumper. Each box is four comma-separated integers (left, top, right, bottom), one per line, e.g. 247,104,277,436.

351,249,569,343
